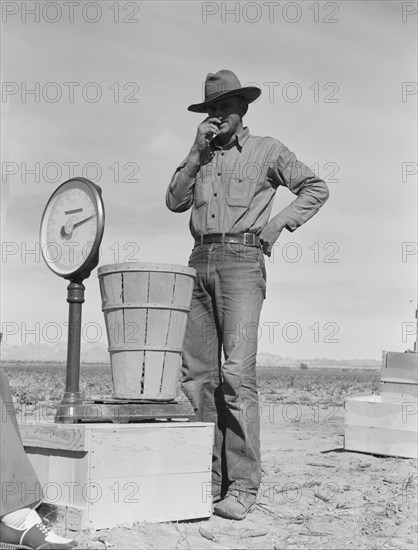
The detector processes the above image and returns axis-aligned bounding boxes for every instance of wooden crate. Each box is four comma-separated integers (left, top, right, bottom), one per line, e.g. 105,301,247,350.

345,395,417,458
19,421,213,530
345,351,417,458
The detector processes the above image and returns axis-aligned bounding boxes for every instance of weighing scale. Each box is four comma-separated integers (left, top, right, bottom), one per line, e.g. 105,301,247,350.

40,177,195,423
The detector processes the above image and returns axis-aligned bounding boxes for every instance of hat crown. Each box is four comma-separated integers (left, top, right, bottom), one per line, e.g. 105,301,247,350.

205,70,242,101
187,69,261,113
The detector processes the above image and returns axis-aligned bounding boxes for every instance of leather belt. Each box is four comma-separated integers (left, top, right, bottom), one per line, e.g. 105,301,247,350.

195,233,260,247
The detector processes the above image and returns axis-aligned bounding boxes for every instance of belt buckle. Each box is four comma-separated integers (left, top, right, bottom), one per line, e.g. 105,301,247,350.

243,233,255,246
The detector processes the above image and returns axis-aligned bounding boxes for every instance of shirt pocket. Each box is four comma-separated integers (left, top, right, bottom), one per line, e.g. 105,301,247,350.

194,181,211,208
226,177,253,208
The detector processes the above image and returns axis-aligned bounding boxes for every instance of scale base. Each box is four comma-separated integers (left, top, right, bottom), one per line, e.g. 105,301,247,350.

54,398,196,423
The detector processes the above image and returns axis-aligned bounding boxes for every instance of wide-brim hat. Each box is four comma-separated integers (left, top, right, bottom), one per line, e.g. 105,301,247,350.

187,70,261,113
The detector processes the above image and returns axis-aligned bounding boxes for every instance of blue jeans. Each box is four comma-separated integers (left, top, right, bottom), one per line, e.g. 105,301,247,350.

182,242,266,499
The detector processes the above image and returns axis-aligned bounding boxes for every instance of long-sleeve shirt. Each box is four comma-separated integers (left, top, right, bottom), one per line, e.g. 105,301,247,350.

166,126,329,239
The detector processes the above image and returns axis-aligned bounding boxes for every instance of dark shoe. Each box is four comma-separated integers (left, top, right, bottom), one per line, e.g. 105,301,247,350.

0,521,77,549
213,492,255,520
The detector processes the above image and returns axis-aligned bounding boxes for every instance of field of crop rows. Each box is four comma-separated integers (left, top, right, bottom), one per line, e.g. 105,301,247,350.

3,362,380,416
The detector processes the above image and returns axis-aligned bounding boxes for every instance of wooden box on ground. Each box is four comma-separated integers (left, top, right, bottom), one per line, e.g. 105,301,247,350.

344,395,417,458
345,351,417,458
19,421,214,530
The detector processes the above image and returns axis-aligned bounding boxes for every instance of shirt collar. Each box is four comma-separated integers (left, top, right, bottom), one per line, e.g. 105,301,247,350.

212,126,250,152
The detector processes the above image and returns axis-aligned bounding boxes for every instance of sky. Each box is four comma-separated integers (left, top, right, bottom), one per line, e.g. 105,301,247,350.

0,0,417,360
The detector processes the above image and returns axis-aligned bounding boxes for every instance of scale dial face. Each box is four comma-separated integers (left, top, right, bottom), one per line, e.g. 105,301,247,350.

40,178,104,278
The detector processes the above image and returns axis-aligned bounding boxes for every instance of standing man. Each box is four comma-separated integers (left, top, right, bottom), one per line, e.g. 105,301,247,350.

166,70,329,520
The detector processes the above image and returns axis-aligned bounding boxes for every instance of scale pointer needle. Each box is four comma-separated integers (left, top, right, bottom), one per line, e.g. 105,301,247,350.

60,214,96,237
72,214,96,230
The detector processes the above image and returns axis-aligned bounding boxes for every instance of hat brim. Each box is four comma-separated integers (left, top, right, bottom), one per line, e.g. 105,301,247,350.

187,87,261,113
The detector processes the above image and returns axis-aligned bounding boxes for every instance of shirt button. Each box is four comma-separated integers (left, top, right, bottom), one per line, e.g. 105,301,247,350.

217,172,221,176
221,152,224,156
211,214,215,218
214,193,217,197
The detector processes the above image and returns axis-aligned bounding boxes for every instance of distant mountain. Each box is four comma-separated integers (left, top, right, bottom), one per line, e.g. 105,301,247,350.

0,343,381,368
256,353,381,369
0,342,109,363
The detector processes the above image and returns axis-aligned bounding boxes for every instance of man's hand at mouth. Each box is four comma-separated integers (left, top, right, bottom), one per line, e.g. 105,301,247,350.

192,117,223,152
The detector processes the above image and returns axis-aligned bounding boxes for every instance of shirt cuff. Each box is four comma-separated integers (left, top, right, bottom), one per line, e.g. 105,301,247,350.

284,218,299,232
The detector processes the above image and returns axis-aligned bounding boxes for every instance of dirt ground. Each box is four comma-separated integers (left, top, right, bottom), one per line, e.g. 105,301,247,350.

48,401,417,550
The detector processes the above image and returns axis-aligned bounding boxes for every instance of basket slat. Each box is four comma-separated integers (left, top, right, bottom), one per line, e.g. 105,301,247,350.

166,310,187,349
160,352,182,396
102,273,123,307
143,351,165,396
173,272,194,308
123,271,148,347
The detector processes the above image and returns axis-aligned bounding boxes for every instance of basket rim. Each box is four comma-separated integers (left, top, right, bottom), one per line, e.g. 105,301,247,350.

98,262,196,277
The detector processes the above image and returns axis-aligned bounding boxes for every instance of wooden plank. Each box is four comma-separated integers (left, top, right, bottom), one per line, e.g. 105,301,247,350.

123,270,148,347
104,309,124,347
382,351,418,372
123,307,147,346
110,350,128,397
143,350,165,396
19,423,87,451
123,271,149,305
166,310,187,349
24,451,50,487
172,272,194,309
101,273,122,307
89,425,213,478
345,425,417,459
88,472,211,529
147,271,173,348
114,350,144,399
146,309,171,346
381,391,418,403
148,271,175,305
51,401,195,422
345,396,418,432
160,351,181,398
381,351,418,385
25,449,89,508
381,368,418,384
380,381,418,398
